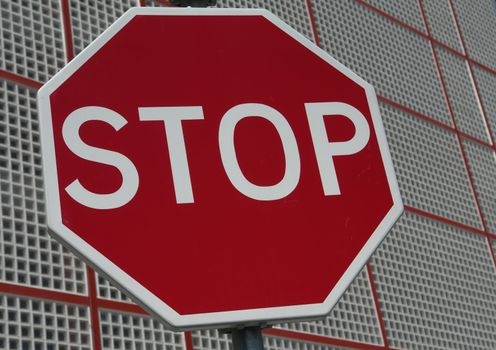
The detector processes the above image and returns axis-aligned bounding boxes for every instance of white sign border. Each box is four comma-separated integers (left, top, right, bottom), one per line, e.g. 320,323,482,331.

38,7,403,330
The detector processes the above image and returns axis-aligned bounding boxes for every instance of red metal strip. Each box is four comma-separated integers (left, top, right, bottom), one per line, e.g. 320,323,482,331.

184,331,195,350
60,0,75,61
139,0,146,6
87,267,102,350
0,69,43,89
404,205,488,237
418,0,488,234
96,298,148,315
469,59,496,77
446,0,496,273
366,263,389,348
265,328,387,350
377,95,456,133
0,281,90,305
305,0,321,46
354,0,427,37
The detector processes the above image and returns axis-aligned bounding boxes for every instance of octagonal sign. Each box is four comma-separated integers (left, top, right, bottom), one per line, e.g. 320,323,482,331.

38,8,403,330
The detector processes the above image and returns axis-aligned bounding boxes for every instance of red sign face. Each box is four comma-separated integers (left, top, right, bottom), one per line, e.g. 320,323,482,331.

38,8,402,329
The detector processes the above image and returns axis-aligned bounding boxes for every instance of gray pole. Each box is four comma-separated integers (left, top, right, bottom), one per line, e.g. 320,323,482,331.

230,327,265,350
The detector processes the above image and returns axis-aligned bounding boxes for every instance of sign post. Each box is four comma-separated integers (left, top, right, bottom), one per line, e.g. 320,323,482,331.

38,6,402,341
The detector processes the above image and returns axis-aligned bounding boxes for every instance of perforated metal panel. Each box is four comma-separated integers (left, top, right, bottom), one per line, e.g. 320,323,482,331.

69,0,140,55
0,78,87,294
370,211,496,349
310,0,451,126
452,0,496,70
265,336,350,350
362,0,426,32
380,101,481,228
96,273,134,303
0,294,91,349
192,329,232,350
462,140,496,234
99,310,185,350
192,331,353,350
422,0,463,52
0,0,65,83
216,0,314,42
435,46,490,142
472,66,496,144
278,269,383,345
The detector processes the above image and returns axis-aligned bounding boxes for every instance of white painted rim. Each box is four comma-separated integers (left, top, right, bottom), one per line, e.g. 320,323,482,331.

38,7,403,330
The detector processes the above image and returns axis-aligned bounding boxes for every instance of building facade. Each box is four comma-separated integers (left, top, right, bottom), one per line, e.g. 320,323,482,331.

1,0,496,349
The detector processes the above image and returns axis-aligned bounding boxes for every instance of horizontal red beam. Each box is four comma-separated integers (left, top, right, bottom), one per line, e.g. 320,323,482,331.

0,69,43,90
0,281,89,305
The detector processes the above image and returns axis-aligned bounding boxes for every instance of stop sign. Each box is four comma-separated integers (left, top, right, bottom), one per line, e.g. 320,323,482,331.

38,8,402,329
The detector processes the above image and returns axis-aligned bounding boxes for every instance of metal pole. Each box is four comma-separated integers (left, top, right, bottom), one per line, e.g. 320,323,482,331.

230,326,265,350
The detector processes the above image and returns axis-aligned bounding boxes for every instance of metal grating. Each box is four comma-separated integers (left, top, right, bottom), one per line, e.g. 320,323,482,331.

370,211,496,349
462,140,496,234
0,78,87,294
310,0,451,126
99,310,185,350
216,0,314,42
451,0,496,70
277,268,383,345
96,273,134,304
362,0,426,32
192,331,353,350
0,0,65,83
69,0,140,55
435,46,490,142
422,0,463,52
192,330,232,350
265,336,351,350
380,101,482,229
472,66,496,144
0,293,91,349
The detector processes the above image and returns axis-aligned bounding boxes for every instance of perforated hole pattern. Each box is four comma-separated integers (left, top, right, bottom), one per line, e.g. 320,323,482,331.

422,0,463,52
379,101,482,229
0,293,91,349
435,45,490,142
216,0,314,42
192,330,353,350
462,139,496,234
69,0,140,55
278,268,383,345
0,78,87,294
452,0,496,71
0,0,65,82
363,0,426,32
96,273,134,304
99,310,185,350
370,211,496,349
472,65,496,144
310,0,451,126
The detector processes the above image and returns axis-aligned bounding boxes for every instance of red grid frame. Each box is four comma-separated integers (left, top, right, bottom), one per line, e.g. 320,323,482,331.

1,0,495,349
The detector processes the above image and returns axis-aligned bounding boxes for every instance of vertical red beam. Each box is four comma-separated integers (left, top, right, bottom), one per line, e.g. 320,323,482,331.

60,0,75,61
418,0,496,273
184,331,195,350
87,267,102,350
447,0,496,149
446,0,496,269
305,0,321,46
366,264,389,348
